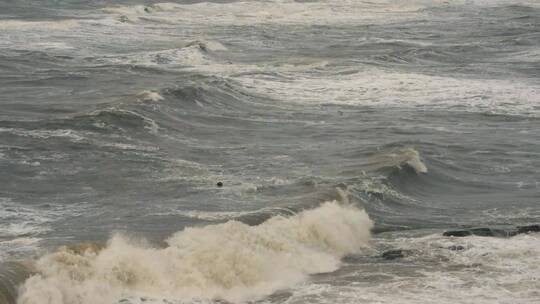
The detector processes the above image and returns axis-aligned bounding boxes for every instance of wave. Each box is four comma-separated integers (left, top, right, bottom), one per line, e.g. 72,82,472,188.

346,147,428,176
368,147,428,174
93,40,226,71
41,107,161,136
0,262,35,304
16,202,372,304
185,40,228,52
0,20,79,31
0,78,261,147
233,67,540,117
100,1,429,27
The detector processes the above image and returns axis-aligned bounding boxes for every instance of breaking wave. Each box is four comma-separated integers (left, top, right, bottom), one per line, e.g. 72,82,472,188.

363,147,428,174
17,202,372,304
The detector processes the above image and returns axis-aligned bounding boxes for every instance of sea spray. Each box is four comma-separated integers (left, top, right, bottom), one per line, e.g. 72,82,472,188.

18,201,373,304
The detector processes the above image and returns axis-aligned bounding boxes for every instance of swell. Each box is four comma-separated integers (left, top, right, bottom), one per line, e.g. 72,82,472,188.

346,144,540,232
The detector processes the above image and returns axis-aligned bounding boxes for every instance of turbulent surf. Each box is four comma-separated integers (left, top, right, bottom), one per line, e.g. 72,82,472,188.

1,0,539,303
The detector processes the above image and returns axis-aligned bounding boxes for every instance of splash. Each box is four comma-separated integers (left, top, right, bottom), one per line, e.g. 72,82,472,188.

367,147,428,174
136,91,164,103
17,202,372,304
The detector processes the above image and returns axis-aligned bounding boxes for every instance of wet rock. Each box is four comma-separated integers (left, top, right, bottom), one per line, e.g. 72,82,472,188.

469,227,495,236
517,224,540,234
443,230,472,237
381,249,406,260
444,228,511,237
448,245,465,251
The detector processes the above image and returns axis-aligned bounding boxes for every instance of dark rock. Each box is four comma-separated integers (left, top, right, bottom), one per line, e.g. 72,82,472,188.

448,245,465,251
216,181,223,187
469,228,497,237
381,249,406,260
443,228,511,237
443,230,472,237
517,224,540,234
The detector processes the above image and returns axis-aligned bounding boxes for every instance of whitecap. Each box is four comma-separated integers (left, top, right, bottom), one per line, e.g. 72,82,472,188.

18,202,373,304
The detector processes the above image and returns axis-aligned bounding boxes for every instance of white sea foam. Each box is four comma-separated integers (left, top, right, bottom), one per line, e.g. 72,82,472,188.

0,199,52,239
0,128,86,142
101,0,540,29
18,202,373,304
365,147,428,174
0,238,41,262
186,40,228,52
102,0,432,27
0,198,92,241
136,91,164,103
235,69,540,117
277,233,540,304
0,20,79,31
100,46,213,69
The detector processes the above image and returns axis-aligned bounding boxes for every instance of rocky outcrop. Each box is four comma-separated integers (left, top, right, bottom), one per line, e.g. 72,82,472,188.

443,224,540,238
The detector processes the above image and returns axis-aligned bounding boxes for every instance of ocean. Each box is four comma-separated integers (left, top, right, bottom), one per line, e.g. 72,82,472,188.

1,0,539,303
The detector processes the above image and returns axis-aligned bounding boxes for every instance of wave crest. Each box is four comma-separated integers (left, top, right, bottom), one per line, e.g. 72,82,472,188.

18,202,372,304
367,147,428,174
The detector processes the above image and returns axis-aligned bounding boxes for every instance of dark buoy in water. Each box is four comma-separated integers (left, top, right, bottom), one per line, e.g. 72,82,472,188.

217,181,223,187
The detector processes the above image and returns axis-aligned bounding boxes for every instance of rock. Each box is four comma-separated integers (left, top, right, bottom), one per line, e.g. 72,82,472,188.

517,224,540,234
448,245,465,251
381,249,406,260
443,228,511,237
443,230,472,237
216,181,223,187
